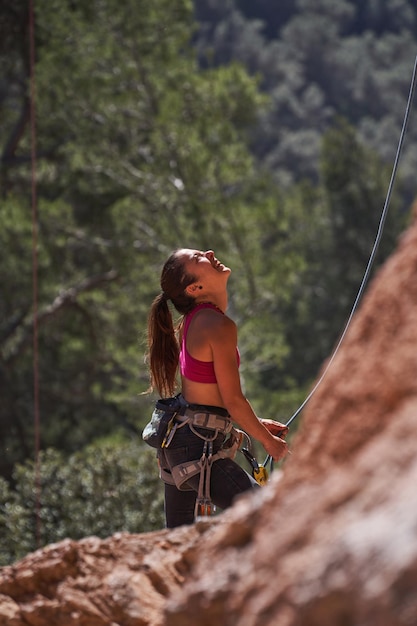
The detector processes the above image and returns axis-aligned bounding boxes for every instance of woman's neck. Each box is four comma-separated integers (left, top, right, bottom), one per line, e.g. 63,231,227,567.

196,294,228,314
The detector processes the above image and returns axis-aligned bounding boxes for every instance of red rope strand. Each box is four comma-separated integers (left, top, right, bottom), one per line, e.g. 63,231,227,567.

29,0,41,549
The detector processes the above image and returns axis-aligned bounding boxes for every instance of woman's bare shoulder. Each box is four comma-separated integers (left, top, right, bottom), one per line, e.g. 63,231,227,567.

193,308,236,337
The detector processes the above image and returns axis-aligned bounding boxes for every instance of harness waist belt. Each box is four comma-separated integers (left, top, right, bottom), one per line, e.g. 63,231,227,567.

177,408,233,434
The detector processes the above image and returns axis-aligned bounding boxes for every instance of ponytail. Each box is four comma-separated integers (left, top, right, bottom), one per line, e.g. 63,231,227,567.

147,293,180,397
146,250,197,397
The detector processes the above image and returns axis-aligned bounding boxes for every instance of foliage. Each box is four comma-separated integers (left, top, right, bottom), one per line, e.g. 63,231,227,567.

194,0,417,198
278,119,406,385
238,118,406,408
0,0,415,564
0,438,164,566
0,0,275,478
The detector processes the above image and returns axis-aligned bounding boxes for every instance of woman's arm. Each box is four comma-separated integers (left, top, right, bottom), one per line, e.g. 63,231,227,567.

210,315,288,462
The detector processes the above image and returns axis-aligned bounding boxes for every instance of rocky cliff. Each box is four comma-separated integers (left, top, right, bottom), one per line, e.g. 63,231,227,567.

1,204,417,626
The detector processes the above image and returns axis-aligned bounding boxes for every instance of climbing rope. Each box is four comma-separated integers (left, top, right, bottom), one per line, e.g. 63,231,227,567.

263,52,417,473
29,0,42,547
287,52,417,429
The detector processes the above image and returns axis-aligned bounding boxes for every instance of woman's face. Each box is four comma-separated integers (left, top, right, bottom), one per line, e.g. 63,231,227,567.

178,249,231,285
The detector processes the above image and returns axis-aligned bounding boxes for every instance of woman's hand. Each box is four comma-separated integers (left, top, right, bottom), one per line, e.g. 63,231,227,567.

260,418,289,439
263,434,288,462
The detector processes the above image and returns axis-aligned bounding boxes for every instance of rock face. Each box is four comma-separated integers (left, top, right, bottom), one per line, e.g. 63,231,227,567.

1,205,417,626
0,526,211,626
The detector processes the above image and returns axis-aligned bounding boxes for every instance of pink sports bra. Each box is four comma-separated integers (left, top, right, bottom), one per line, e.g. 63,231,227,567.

179,303,240,384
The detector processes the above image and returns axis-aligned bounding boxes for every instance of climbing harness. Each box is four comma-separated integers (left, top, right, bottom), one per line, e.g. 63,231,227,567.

157,397,247,518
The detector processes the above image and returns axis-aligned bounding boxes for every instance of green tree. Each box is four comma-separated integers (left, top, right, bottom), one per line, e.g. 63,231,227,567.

0,0,290,480
278,119,406,388
192,0,417,197
0,439,164,566
2,0,413,496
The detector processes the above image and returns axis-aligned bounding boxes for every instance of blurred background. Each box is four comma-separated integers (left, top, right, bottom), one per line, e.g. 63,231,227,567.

1,0,416,564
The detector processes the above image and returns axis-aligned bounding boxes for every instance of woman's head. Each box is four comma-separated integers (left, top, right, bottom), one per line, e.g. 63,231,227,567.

163,249,231,310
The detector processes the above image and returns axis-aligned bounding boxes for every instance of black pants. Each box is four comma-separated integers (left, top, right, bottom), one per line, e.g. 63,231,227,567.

158,423,259,528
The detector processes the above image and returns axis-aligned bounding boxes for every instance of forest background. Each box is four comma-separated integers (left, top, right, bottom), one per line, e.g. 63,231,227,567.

1,0,416,565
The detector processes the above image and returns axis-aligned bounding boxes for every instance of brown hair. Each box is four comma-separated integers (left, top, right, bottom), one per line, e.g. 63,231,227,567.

147,251,197,397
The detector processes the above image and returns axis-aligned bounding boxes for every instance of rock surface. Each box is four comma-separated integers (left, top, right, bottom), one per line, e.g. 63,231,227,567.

1,205,417,626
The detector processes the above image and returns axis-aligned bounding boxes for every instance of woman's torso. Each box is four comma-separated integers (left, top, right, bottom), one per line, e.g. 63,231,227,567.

180,303,236,408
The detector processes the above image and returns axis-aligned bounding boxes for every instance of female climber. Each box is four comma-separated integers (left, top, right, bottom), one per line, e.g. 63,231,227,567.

146,249,288,527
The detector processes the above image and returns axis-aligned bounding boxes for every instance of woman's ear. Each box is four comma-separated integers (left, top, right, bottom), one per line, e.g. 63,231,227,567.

185,283,202,296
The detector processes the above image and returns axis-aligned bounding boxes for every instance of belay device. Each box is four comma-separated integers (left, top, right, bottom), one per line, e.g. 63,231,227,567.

240,424,286,486
241,446,270,485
